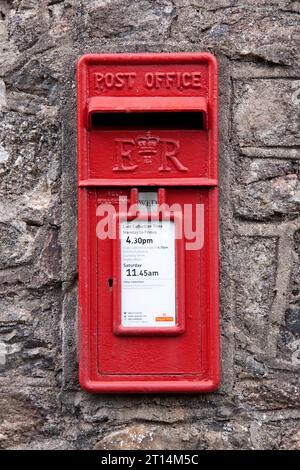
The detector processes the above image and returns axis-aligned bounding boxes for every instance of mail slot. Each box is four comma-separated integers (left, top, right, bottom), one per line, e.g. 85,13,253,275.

77,52,220,393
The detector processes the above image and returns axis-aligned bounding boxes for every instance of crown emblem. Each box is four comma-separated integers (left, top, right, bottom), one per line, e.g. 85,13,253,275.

136,131,160,164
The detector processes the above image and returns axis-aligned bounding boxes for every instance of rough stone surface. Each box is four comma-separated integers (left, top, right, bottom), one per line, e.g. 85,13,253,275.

234,159,300,221
0,0,299,450
234,79,300,147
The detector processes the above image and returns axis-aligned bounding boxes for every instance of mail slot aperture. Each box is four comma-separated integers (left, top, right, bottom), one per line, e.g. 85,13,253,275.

87,96,208,129
90,111,205,130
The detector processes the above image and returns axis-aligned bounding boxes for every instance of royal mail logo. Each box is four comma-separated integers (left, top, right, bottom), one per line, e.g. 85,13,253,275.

113,132,188,172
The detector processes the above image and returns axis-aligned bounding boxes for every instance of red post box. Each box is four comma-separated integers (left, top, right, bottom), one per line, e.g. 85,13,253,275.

77,53,220,393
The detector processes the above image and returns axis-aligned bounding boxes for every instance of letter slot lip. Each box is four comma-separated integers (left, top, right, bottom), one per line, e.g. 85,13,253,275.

87,96,208,130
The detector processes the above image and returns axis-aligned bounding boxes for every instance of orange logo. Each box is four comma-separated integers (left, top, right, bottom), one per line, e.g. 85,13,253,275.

155,316,174,322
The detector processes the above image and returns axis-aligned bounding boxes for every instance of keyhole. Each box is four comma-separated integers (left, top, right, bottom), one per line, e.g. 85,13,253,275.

108,278,113,289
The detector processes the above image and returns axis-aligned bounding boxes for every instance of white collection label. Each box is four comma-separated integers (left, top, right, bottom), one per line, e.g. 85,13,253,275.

120,220,176,328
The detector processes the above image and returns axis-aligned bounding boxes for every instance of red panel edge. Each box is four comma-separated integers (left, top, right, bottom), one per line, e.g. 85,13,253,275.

77,52,218,67
79,377,220,394
79,178,218,187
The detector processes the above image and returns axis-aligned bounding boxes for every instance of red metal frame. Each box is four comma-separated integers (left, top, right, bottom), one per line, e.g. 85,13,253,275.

77,52,220,393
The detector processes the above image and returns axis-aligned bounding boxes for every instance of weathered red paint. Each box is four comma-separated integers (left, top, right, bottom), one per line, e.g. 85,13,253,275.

77,52,220,393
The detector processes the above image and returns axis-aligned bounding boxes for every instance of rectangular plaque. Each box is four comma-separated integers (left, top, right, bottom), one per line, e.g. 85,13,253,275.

120,220,176,328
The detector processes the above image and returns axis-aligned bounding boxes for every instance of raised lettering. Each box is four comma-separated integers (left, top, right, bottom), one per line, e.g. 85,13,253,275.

94,72,104,90
166,72,176,88
105,72,114,88
115,72,125,88
192,71,202,87
126,72,136,89
159,139,188,172
182,72,192,88
113,139,137,172
145,72,154,88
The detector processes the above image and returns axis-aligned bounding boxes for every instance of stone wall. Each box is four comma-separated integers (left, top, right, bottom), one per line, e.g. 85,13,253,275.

0,0,299,450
